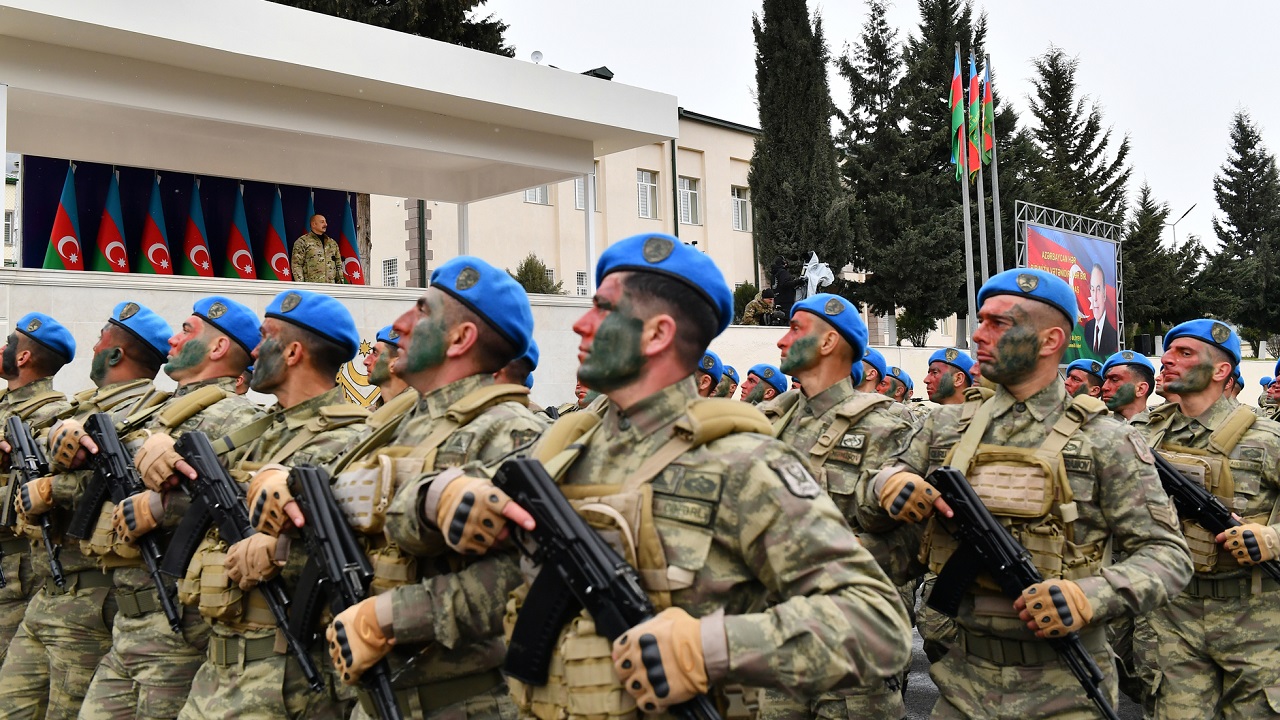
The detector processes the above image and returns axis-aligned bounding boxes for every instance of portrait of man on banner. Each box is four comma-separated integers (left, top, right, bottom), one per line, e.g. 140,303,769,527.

1024,223,1120,362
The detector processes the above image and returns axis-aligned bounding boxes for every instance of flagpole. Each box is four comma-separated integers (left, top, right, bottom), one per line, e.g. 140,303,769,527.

987,54,1006,273
972,54,989,284
957,43,977,348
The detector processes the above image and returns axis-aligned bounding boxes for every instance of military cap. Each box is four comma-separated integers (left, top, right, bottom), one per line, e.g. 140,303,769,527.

723,365,740,384
193,296,261,357
1066,358,1104,382
1262,376,1274,388
1231,365,1244,388
850,361,864,386
108,302,173,363
1164,319,1241,366
375,325,401,348
596,233,734,336
748,363,787,394
790,293,868,359
761,288,776,299
431,256,534,359
13,312,74,363
522,339,540,370
928,347,975,383
861,347,888,382
889,365,913,392
265,289,359,361
697,350,724,382
977,268,1078,325
1101,350,1156,378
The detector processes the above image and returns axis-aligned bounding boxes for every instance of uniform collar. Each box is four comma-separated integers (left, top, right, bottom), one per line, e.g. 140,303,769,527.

604,376,698,437
269,386,346,429
7,376,55,401
1170,394,1236,433
419,374,493,420
802,376,856,418
90,377,152,403
987,380,1065,423
174,376,238,398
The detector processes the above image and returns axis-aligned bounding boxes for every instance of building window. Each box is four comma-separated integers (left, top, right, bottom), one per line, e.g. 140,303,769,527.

2,210,12,248
524,186,549,205
637,170,658,219
576,271,589,296
381,258,398,287
731,187,751,232
677,177,700,225
544,268,555,285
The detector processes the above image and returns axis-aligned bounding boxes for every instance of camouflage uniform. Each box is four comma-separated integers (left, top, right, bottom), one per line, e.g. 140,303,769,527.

740,294,772,326
756,378,918,720
0,378,158,720
501,377,911,720
0,378,72,667
1133,397,1280,719
366,375,546,720
291,232,343,284
866,382,1191,719
80,377,261,720
178,386,367,720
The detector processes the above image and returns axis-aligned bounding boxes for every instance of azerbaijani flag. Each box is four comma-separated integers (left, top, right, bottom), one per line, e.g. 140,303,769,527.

949,51,965,182
43,163,85,270
260,188,292,281
179,178,214,277
967,53,981,180
223,184,257,279
92,171,129,273
982,62,995,165
337,196,363,285
139,175,174,275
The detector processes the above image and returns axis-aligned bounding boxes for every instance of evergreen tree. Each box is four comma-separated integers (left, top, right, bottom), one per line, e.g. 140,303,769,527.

1025,47,1131,225
1121,184,1177,337
267,0,513,56
748,0,852,277
509,253,564,295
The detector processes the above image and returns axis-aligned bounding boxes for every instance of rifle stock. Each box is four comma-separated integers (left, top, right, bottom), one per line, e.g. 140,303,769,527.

6,416,65,588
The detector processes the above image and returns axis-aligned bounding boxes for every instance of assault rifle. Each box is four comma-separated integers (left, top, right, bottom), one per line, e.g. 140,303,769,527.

288,465,401,720
1152,452,1280,583
494,457,723,720
173,431,324,692
6,416,65,588
925,466,1120,720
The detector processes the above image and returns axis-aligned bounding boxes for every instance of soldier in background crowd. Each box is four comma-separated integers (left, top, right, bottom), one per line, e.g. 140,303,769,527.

1063,358,1104,399
292,214,345,285
715,364,739,398
741,289,781,326
1257,376,1274,410
855,347,888,394
366,325,410,408
740,363,786,404
882,366,912,403
923,347,974,406
695,350,724,398
1100,351,1156,422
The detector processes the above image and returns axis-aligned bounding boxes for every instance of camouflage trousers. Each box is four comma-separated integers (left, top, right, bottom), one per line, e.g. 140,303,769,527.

1107,613,1157,713
918,575,957,665
78,603,210,720
349,682,516,720
0,575,116,720
0,545,36,667
757,683,905,720
929,638,1118,719
1147,584,1280,719
176,627,349,720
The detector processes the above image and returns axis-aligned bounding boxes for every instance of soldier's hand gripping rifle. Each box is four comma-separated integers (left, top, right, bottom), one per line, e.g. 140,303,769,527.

6,416,65,588
288,465,401,720
1152,452,1280,583
173,430,324,692
494,457,723,720
925,466,1120,720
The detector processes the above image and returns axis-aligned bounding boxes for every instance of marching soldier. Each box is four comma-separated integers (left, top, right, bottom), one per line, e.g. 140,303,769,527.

1100,351,1156,422
855,347,888,394
923,348,974,405
365,325,410,408
1064,359,1104,399
715,364,739,399
695,350,724,398
739,363,786,404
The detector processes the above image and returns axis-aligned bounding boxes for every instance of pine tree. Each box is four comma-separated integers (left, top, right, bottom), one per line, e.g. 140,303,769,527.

1121,184,1176,336
267,0,513,56
509,253,564,295
1026,47,1131,225
748,0,852,277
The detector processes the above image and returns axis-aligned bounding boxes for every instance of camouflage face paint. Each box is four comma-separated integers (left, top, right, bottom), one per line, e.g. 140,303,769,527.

1166,358,1215,394
780,333,819,374
577,300,646,392
745,382,769,404
403,294,450,375
0,334,18,380
1105,382,1137,411
983,319,1041,386
931,373,956,403
249,336,286,393
713,376,734,398
163,337,208,378
369,348,394,386
89,347,113,386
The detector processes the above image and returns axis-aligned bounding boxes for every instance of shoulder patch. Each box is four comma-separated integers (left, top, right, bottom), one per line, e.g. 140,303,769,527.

441,431,474,456
769,454,821,498
1128,432,1155,464
510,428,540,449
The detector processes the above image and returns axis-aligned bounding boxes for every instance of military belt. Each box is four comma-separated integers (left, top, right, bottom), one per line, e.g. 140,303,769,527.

1186,573,1280,598
115,586,163,618
0,536,28,555
356,668,505,716
208,634,280,667
44,568,113,596
957,628,1106,667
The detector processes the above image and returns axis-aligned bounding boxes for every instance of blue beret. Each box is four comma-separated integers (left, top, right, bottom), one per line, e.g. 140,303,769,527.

1232,366,1244,387
790,293,868,359
977,268,1078,325
1165,319,1241,366
521,339,540,370
850,361,864,385
697,350,724,381
596,233,734,336
723,365,740,384
748,363,787,394
193,296,261,357
1262,376,1274,388
265,290,359,361
861,348,888,382
1066,358,1104,381
431,256,533,360
375,325,400,348
1101,350,1155,378
888,365,913,392
109,302,172,363
927,347,975,382
14,312,74,363
524,374,534,390
245,365,254,374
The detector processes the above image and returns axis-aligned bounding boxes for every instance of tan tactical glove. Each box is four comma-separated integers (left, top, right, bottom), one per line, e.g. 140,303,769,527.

49,419,88,472
612,607,709,714
1219,523,1280,566
247,464,296,536
1017,579,1093,639
224,533,286,590
327,596,394,685
111,491,162,545
133,432,184,492
877,471,940,523
17,475,55,518
433,470,515,556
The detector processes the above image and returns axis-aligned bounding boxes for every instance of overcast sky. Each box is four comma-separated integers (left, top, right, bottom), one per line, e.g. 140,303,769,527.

486,0,1280,250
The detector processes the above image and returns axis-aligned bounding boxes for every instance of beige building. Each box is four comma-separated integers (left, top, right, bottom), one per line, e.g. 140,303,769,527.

370,108,762,295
